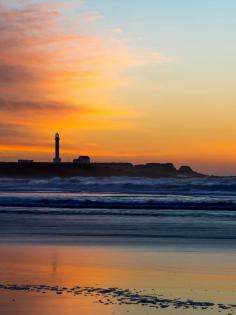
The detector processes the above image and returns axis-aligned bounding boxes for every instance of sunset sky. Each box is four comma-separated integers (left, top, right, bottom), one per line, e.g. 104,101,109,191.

0,0,236,174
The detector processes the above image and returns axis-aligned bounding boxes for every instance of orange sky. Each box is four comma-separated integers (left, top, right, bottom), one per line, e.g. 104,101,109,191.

0,1,236,175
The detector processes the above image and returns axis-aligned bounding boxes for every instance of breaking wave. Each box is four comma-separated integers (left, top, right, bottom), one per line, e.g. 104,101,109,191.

1,176,236,242
0,176,236,195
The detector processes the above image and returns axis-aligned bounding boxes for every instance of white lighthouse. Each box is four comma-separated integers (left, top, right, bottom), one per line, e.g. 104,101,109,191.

53,132,61,163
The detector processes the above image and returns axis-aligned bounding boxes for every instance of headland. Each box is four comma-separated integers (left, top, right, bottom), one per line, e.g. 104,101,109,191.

0,161,204,178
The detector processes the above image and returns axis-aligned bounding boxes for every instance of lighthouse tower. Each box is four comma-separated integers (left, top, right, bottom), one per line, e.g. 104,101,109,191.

53,133,61,163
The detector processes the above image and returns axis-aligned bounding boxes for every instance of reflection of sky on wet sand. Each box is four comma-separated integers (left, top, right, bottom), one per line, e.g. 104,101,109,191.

1,244,236,315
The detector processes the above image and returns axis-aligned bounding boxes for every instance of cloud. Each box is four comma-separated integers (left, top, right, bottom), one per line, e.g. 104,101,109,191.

0,123,41,148
0,1,172,159
82,11,103,22
0,98,99,128
112,27,124,34
0,65,37,83
0,98,76,112
150,52,174,64
0,2,172,97
0,2,136,102
0,123,27,138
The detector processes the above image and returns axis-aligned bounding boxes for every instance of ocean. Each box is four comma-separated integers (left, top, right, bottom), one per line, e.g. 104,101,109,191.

1,176,236,244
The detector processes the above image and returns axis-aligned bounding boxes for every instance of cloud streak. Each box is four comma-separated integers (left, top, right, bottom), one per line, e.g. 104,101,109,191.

0,2,140,101
0,65,37,83
0,1,172,160
0,98,84,113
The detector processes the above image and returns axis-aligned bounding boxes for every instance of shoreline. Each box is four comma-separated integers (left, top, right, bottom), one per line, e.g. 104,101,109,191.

1,235,236,251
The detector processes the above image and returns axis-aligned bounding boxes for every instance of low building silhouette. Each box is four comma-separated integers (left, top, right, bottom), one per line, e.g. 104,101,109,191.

18,160,34,164
73,156,91,165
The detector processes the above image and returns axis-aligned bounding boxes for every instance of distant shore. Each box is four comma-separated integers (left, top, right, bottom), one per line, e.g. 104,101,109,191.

0,162,204,178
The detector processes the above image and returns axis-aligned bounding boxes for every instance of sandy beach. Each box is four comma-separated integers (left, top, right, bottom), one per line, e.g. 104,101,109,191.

1,242,236,315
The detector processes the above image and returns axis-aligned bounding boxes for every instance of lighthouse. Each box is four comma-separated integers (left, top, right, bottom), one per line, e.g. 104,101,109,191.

53,132,61,163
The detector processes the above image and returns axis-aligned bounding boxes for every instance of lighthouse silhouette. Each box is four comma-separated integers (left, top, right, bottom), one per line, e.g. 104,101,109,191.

53,133,61,163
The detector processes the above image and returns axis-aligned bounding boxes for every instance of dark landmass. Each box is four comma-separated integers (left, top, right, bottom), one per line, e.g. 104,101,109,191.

0,162,205,178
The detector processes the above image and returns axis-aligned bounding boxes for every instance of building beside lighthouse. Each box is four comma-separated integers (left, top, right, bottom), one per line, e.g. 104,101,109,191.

53,132,61,163
73,156,91,165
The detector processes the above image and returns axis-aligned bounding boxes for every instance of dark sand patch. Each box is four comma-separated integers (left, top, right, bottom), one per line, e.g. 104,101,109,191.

0,283,235,313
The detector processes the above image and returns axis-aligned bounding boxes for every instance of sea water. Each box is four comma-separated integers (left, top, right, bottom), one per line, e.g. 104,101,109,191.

0,176,236,245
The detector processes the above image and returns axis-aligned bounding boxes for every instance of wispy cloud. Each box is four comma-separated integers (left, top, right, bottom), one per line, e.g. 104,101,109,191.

0,98,85,113
112,27,124,34
0,65,37,84
0,1,172,159
82,11,103,22
0,2,137,100
150,52,174,64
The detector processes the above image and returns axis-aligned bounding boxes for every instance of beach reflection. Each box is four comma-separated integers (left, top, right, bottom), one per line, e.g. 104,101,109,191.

1,244,236,315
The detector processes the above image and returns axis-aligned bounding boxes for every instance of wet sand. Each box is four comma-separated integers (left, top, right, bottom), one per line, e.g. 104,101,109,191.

1,243,236,314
